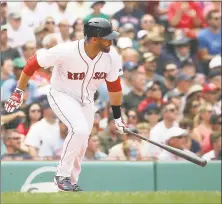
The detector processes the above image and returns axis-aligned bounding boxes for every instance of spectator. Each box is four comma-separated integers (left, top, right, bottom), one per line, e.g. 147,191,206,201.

98,115,122,154
123,72,146,112
203,1,221,17
186,84,203,103
84,1,109,23
143,104,161,130
16,102,43,136
140,14,164,35
139,52,164,85
72,18,84,33
34,25,47,49
7,11,36,48
181,61,197,78
50,2,76,26
21,2,46,30
202,132,221,161
210,114,222,133
121,62,138,95
201,83,220,106
164,73,193,110
179,118,201,156
2,58,37,104
193,104,213,154
138,81,164,113
148,102,179,158
209,55,221,73
121,48,139,64
21,41,37,61
84,134,107,160
183,99,201,121
161,62,179,95
1,128,32,160
56,19,71,43
116,37,133,51
208,70,221,90
166,92,183,112
158,126,188,161
112,2,144,32
1,110,25,127
157,1,170,29
108,128,150,161
24,96,61,158
70,31,84,41
126,109,139,128
168,31,202,73
140,33,173,75
136,122,150,138
42,33,58,49
1,59,14,87
44,16,56,35
168,2,204,37
1,25,21,62
1,2,7,26
68,1,91,19
198,10,221,62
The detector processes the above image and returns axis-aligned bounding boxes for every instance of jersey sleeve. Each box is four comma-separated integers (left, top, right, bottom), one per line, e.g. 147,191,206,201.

106,47,123,82
36,44,67,69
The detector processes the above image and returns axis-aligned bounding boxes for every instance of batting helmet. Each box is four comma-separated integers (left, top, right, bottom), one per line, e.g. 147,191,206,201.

84,18,119,40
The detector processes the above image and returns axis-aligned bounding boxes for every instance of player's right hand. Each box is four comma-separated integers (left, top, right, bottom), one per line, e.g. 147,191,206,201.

5,88,24,113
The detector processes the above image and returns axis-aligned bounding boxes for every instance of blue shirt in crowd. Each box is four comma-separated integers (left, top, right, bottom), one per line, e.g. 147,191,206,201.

198,28,221,55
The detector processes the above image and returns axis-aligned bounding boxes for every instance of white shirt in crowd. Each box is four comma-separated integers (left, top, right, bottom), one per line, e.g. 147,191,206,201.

202,150,216,161
24,118,61,157
7,23,36,48
50,2,77,26
21,3,48,30
147,120,179,157
68,2,91,19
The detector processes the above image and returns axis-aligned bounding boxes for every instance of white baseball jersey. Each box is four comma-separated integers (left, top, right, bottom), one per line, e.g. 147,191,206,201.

37,39,123,105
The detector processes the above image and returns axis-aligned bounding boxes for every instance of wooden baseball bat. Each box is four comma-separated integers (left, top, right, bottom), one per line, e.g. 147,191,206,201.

124,128,207,167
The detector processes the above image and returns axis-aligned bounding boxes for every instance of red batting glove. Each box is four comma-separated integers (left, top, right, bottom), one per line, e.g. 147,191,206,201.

114,118,128,134
5,88,24,113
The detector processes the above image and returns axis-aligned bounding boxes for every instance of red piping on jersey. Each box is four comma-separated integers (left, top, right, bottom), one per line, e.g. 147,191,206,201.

86,52,103,103
78,40,89,105
105,77,122,92
23,55,42,76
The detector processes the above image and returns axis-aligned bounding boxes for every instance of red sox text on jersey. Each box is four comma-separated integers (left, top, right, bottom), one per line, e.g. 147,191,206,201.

67,71,107,80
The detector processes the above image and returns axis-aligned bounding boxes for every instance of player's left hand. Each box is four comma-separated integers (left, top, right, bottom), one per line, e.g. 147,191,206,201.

114,118,128,134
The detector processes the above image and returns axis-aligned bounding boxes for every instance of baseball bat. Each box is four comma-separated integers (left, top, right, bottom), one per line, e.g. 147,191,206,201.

124,128,207,167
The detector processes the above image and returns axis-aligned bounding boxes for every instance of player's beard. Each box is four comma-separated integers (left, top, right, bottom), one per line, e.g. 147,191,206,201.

98,41,111,53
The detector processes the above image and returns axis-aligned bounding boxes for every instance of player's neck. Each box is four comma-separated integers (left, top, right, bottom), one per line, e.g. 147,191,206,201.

84,41,100,60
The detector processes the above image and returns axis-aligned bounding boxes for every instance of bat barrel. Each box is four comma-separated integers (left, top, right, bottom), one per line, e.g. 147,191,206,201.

124,128,207,167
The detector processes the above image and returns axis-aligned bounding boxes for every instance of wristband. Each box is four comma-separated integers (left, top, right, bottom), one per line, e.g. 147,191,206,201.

111,105,121,119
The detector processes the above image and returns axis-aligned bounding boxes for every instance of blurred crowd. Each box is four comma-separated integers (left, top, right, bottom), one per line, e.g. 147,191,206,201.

1,1,221,162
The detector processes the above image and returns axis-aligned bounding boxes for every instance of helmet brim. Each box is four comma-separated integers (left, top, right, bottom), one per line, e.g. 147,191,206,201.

103,31,120,40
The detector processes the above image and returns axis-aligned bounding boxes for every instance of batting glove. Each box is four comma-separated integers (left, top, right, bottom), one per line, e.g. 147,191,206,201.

114,118,128,134
5,88,24,113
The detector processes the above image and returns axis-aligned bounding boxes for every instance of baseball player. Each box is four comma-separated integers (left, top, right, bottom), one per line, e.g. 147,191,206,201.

5,18,127,192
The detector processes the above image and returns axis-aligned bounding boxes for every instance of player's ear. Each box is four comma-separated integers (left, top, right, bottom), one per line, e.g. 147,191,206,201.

91,37,99,44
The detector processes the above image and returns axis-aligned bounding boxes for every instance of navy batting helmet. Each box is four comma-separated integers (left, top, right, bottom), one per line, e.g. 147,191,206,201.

84,18,119,40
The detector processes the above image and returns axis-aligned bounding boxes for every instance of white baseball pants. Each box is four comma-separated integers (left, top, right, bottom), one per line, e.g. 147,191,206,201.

47,88,94,184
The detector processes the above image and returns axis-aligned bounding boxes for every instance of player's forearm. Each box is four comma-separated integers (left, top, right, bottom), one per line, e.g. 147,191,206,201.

17,72,31,91
108,91,122,106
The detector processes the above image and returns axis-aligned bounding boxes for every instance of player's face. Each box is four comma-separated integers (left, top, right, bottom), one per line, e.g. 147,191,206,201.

97,38,112,53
